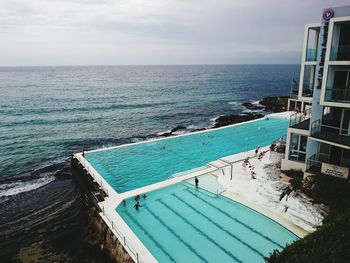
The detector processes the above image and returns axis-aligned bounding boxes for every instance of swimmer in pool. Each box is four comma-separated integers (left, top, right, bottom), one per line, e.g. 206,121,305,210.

134,201,142,211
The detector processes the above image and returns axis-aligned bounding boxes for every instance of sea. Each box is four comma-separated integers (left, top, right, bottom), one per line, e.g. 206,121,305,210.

0,65,299,262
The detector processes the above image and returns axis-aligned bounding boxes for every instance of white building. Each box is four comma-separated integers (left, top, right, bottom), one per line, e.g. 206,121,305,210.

281,6,350,181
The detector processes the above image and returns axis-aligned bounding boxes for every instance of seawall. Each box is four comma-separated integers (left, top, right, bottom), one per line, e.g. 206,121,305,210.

71,157,134,263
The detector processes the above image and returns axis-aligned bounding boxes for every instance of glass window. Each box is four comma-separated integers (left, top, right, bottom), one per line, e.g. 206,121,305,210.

289,133,307,162
302,65,315,97
319,143,330,163
306,28,319,61
325,66,350,102
330,21,350,61
341,149,350,167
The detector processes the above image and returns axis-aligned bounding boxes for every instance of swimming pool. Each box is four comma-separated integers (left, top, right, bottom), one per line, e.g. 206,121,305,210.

85,117,289,193
117,175,298,263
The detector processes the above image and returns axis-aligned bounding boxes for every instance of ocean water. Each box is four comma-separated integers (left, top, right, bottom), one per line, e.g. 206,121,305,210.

0,65,299,261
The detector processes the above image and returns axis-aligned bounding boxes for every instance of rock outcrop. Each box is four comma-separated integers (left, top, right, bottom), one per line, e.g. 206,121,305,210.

213,113,264,128
258,96,289,112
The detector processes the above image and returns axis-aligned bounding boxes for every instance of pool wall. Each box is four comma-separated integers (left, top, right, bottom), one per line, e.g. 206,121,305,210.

84,112,288,155
71,158,137,263
72,111,300,263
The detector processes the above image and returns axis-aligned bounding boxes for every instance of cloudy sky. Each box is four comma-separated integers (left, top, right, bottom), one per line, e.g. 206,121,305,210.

0,0,348,66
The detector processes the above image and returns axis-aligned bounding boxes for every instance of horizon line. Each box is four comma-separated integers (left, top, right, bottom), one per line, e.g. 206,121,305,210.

0,63,300,68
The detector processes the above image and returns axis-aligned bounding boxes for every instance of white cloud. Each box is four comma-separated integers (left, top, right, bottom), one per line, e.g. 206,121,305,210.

0,0,349,65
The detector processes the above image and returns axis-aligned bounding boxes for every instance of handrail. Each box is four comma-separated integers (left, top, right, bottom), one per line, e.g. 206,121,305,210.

306,154,322,171
325,88,350,102
101,207,146,263
76,154,110,196
310,119,350,136
74,154,146,263
289,108,311,127
310,119,321,135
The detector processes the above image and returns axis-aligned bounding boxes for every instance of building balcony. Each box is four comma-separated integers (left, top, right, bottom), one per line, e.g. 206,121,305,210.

289,109,311,130
306,154,322,174
306,154,350,180
325,88,350,103
310,119,350,147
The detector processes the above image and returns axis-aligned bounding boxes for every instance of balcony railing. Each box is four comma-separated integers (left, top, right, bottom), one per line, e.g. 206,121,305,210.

301,85,313,98
306,153,350,179
306,154,322,173
330,45,350,61
310,119,350,146
289,108,311,129
325,88,350,103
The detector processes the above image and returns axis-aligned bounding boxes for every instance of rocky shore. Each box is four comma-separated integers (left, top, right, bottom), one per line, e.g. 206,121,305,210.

157,95,290,134
213,113,264,128
213,95,289,128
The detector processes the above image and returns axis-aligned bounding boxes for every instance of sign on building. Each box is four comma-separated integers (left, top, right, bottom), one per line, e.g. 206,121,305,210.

321,163,349,179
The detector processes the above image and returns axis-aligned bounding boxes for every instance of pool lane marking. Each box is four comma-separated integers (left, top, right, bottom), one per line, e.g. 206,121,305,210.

185,188,284,249
157,199,243,263
124,210,176,262
172,193,265,258
143,205,209,263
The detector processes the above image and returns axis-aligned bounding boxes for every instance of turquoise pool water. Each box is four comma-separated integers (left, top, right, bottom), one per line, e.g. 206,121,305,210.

117,179,298,263
85,117,289,193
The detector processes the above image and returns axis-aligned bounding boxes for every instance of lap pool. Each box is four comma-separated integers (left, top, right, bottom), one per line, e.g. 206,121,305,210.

85,117,289,193
117,175,298,263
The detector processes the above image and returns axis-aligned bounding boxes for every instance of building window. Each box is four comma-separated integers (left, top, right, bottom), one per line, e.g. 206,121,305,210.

302,65,315,97
306,27,319,61
318,143,350,168
341,149,350,167
330,21,350,61
319,143,330,163
289,133,307,162
325,66,350,102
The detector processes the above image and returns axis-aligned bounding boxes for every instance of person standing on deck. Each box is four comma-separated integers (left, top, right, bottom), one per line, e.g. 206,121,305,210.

195,176,199,189
279,136,284,145
255,146,260,156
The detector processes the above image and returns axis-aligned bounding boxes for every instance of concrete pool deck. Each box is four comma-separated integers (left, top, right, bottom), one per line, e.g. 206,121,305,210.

74,111,314,262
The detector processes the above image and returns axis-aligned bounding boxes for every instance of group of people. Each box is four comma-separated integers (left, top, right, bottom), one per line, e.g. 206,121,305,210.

242,157,256,179
269,136,285,153
128,177,199,211
255,146,267,161
242,136,285,180
122,193,148,211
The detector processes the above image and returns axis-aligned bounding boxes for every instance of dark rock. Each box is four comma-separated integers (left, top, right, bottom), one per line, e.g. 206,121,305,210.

259,96,289,112
242,102,264,110
171,125,186,133
160,132,172,137
213,113,264,128
191,128,206,132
